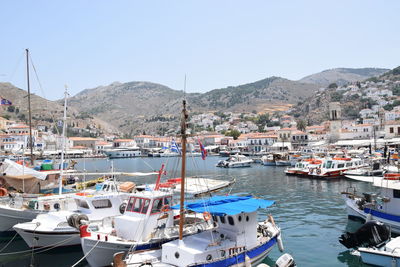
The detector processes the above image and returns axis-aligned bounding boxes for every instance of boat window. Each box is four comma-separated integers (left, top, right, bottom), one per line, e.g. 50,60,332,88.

133,198,144,212
141,199,150,214
75,199,90,209
219,216,226,224
326,161,332,168
228,216,234,226
126,197,135,212
393,190,400,198
163,196,172,206
151,198,163,214
337,164,345,168
346,163,352,167
92,199,112,209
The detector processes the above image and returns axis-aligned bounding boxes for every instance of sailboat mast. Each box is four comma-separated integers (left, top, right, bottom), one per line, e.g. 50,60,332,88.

25,49,34,165
179,98,188,240
59,87,68,195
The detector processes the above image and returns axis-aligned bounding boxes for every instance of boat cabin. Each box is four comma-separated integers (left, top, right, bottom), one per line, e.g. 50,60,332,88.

113,190,174,241
73,192,128,220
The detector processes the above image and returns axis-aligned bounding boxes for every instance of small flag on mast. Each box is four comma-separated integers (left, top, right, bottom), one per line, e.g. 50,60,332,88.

198,139,207,160
0,97,12,106
171,138,181,154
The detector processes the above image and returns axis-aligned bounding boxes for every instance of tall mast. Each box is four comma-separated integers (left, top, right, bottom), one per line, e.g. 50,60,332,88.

59,87,68,195
26,49,34,165
179,97,188,240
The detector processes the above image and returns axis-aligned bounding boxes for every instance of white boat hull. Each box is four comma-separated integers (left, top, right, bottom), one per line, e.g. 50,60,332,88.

14,227,80,247
344,175,382,183
345,197,400,234
0,206,42,232
359,249,400,267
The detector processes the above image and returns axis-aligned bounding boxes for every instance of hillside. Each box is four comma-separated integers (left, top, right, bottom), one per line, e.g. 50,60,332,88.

291,66,400,124
299,68,388,86
0,82,116,135
66,77,319,135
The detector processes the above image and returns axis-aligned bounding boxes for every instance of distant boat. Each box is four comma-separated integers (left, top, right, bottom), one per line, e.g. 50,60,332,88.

104,147,141,158
216,154,253,168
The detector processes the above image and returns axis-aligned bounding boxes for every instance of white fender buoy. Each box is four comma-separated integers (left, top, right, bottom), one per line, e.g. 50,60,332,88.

366,213,372,222
277,234,284,252
245,255,252,267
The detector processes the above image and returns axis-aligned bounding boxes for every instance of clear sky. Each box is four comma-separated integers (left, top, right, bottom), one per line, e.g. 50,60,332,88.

1,0,399,100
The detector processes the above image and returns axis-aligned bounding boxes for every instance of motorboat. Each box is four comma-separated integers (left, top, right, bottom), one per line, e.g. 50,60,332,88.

119,195,284,267
339,220,393,267
216,154,253,168
284,161,310,176
13,189,129,247
342,178,400,234
261,154,275,166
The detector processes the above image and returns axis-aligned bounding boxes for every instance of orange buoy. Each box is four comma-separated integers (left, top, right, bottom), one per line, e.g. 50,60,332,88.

0,188,8,197
203,211,212,221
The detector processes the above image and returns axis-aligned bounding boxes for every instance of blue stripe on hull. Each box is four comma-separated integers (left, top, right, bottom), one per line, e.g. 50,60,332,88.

193,237,277,267
364,208,400,223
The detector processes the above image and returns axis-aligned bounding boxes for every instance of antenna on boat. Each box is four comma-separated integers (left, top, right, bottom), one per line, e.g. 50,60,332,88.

59,85,69,195
25,49,34,165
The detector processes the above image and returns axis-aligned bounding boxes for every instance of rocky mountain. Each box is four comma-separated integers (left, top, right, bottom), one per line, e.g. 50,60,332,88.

0,82,116,135
66,77,320,135
299,68,389,87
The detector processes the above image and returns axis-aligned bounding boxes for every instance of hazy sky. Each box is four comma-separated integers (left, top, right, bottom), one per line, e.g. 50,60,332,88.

1,1,399,100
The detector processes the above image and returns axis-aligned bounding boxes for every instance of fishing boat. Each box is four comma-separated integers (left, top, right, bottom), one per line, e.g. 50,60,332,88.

79,99,215,267
116,98,283,267
216,154,252,168
342,178,400,234
13,183,129,248
119,195,283,267
79,188,214,267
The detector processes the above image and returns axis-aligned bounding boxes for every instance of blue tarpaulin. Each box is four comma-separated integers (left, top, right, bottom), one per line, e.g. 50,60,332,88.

172,195,275,216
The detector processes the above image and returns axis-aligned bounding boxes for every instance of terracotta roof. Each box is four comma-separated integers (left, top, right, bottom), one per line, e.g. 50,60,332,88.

69,137,98,141
114,139,134,142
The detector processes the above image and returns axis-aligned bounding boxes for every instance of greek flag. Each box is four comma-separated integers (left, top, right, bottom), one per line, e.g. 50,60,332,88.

0,97,12,106
171,139,181,154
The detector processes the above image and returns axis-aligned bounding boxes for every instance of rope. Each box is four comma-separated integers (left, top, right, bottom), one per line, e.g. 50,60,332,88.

28,53,61,135
0,234,77,256
0,232,18,253
71,239,101,267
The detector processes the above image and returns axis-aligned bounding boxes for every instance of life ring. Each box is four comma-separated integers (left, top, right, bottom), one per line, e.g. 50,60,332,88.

203,211,212,221
43,202,50,211
316,168,321,175
54,203,60,210
119,202,127,214
0,188,8,197
161,205,170,212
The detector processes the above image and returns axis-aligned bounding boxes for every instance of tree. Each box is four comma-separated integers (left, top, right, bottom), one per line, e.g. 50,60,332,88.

328,83,338,89
7,106,15,112
296,120,307,132
225,129,241,140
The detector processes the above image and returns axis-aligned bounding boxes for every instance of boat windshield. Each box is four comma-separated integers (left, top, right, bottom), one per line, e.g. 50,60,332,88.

126,197,150,214
324,161,333,169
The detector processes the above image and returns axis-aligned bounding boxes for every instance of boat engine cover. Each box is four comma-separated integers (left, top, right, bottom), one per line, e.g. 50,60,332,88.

339,220,390,249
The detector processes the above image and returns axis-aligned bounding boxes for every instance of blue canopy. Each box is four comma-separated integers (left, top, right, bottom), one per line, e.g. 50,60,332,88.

172,195,275,216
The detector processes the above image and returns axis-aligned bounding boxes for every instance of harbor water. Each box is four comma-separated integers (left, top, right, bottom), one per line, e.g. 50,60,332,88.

0,156,374,267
